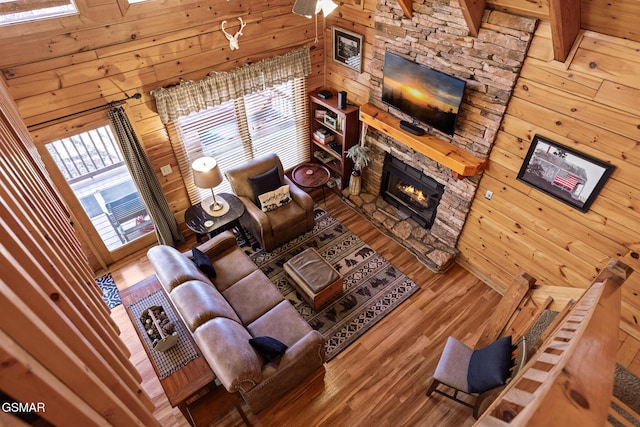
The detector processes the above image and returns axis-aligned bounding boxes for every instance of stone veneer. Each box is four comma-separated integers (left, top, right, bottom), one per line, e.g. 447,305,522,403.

343,1,536,272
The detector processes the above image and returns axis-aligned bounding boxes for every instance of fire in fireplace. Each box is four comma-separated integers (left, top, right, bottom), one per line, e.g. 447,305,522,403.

381,153,444,228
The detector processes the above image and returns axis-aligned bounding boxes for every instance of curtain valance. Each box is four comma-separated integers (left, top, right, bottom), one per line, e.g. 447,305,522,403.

150,45,311,124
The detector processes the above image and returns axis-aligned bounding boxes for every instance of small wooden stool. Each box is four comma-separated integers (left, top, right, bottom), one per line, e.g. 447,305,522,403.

283,248,343,310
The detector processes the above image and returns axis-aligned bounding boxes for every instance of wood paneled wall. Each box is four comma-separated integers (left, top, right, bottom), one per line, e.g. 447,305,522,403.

0,0,325,270
457,22,640,339
0,76,157,426
486,0,640,43
0,0,324,248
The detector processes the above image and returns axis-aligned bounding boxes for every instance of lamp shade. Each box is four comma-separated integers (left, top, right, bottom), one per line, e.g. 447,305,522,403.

292,0,317,17
192,157,223,189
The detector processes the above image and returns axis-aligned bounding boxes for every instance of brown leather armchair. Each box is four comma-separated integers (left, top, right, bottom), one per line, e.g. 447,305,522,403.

225,153,315,252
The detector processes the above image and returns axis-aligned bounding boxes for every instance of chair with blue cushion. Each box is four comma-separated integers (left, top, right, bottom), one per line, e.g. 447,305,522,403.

426,271,536,418
225,153,315,252
426,335,527,418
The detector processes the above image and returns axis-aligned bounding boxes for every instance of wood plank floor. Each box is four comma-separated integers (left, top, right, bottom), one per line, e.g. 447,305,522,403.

108,189,640,427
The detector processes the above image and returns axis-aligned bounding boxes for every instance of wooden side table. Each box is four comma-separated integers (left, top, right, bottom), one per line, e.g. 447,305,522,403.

184,192,249,244
291,163,331,204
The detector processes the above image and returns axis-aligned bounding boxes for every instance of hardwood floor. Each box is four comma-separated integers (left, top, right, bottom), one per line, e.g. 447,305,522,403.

108,190,640,427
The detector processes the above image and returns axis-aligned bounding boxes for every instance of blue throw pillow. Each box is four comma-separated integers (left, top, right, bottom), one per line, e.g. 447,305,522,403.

191,246,216,278
248,166,282,205
249,336,288,363
467,336,513,393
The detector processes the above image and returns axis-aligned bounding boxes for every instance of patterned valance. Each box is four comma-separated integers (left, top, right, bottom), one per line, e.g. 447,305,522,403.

150,45,312,124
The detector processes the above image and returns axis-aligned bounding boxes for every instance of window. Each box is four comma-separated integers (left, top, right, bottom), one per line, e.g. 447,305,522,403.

46,125,154,251
0,0,77,26
169,78,309,204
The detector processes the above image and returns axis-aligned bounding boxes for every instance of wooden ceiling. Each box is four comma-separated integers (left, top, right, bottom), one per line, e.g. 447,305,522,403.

395,0,639,62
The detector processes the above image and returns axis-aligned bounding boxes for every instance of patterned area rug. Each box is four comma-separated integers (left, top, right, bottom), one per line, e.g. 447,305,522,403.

96,273,122,309
244,207,420,361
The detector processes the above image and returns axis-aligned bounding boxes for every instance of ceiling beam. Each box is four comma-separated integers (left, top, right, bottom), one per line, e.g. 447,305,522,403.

397,0,412,18
549,0,581,61
458,0,485,37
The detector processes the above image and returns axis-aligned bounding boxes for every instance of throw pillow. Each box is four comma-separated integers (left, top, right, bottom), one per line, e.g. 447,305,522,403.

248,166,282,205
191,246,216,278
249,336,288,363
258,184,291,212
467,335,513,393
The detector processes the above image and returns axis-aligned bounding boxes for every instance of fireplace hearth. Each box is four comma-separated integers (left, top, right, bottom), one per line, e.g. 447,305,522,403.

381,153,444,229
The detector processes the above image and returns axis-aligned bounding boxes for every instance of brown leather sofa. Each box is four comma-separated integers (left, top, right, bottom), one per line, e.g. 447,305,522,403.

225,153,315,252
147,231,326,412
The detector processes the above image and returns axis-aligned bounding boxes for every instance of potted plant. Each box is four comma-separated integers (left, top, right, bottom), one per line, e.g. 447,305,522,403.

345,144,371,196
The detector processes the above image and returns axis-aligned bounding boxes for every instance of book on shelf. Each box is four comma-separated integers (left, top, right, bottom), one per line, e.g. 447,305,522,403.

328,141,341,155
313,150,334,164
313,128,335,144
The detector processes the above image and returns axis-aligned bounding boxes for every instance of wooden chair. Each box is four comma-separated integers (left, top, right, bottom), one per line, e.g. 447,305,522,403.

105,192,152,243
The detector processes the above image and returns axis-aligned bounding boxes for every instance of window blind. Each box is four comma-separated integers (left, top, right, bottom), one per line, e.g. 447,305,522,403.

168,77,310,205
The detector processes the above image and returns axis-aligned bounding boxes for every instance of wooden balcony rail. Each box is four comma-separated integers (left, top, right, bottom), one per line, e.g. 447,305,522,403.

475,259,633,426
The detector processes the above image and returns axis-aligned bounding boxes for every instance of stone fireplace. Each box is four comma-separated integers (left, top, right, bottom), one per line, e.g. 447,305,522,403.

343,1,537,272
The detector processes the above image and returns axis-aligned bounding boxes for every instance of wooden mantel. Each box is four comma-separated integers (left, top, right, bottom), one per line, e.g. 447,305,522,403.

359,103,487,178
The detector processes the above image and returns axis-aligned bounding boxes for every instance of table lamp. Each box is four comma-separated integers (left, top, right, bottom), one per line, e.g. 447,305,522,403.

192,157,228,216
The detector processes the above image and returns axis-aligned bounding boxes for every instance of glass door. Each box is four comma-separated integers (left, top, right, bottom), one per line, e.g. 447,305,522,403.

43,124,155,264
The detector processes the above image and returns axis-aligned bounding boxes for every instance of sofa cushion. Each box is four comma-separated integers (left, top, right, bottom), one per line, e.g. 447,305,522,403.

192,246,216,278
265,199,307,235
433,336,473,392
170,280,241,331
195,318,263,393
248,166,281,205
222,270,284,325
249,336,288,363
247,300,314,347
210,245,259,292
148,245,212,292
258,184,291,212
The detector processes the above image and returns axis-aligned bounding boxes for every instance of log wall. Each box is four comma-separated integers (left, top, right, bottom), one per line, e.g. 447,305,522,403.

456,23,640,340
0,0,324,267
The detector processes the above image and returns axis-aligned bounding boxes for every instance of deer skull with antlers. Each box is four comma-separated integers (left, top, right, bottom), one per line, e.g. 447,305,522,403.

221,17,246,51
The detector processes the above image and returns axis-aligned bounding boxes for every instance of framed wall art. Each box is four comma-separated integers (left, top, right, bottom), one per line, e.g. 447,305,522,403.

517,134,614,212
332,26,363,72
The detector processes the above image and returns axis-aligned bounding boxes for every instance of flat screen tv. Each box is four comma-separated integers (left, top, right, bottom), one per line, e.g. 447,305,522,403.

382,51,466,136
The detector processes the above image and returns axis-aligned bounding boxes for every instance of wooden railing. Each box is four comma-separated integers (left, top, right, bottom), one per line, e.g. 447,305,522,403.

475,259,632,426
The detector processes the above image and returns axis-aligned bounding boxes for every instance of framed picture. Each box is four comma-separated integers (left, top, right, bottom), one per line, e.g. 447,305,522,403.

332,26,363,72
517,135,614,212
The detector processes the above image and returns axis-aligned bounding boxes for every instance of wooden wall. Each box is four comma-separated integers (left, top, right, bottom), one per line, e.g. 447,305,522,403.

456,22,640,339
0,77,158,426
0,0,324,262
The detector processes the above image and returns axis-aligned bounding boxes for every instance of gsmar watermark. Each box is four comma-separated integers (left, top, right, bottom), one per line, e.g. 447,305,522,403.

2,401,46,413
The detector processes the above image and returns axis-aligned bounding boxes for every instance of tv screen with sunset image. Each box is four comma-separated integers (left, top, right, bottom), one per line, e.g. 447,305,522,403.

381,52,466,136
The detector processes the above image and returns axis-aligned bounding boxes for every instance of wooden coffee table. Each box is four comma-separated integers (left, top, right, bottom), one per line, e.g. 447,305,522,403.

121,276,250,426
291,163,331,204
